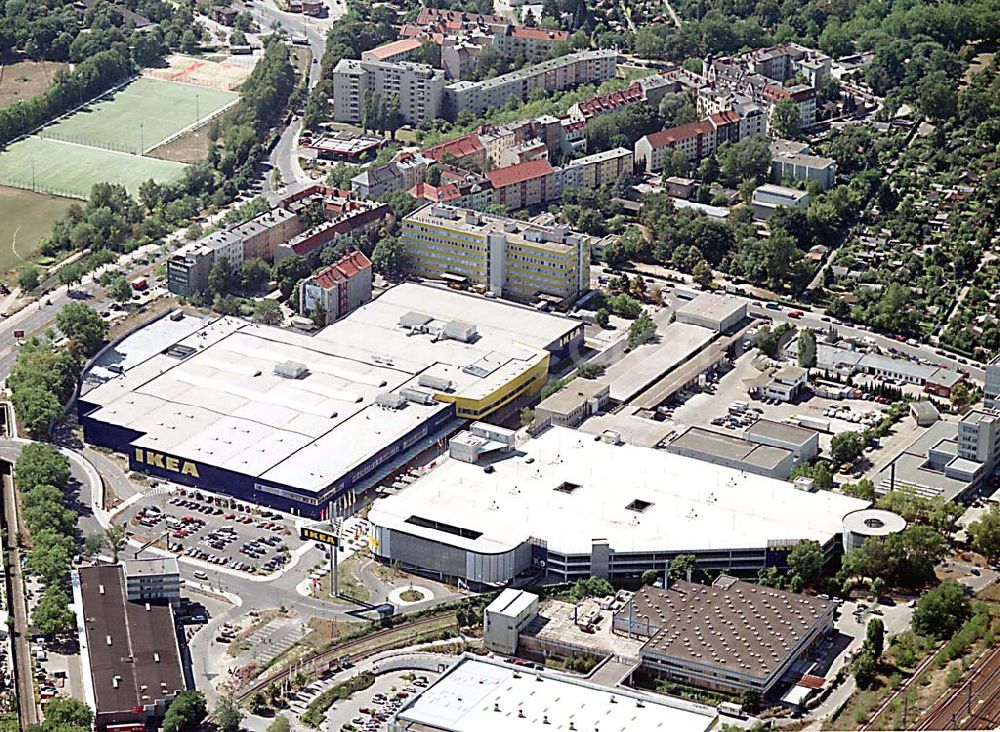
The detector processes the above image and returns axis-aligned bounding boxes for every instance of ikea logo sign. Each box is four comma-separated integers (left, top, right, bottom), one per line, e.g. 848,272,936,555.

134,448,201,478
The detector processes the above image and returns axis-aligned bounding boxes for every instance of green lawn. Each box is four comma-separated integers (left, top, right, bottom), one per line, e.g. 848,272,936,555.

0,136,187,199
0,186,75,277
38,77,238,154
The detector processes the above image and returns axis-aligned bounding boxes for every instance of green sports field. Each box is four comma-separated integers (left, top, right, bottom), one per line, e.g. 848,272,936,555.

38,77,238,154
0,136,187,199
0,186,75,277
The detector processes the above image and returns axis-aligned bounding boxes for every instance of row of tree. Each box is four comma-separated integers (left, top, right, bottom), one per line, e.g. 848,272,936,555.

16,444,78,636
9,303,107,434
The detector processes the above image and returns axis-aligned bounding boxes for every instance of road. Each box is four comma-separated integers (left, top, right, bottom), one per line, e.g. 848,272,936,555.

239,0,330,199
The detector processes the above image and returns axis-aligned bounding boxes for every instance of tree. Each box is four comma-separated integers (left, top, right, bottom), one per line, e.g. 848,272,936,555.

273,255,310,300
870,576,886,599
627,313,656,348
797,328,816,367
18,266,40,291
42,699,93,728
739,689,761,713
241,259,272,291
33,586,75,636
969,506,1000,563
866,617,885,658
106,525,126,562
266,717,290,732
830,431,864,465
13,385,62,436
213,694,242,732
16,443,70,492
162,691,207,732
692,260,713,288
519,407,535,428
913,580,970,639
107,276,132,303
252,299,283,326
771,98,802,138
717,136,771,187
851,648,878,689
58,263,84,291
84,533,106,556
56,302,107,358
595,308,610,328
842,479,876,501
371,236,408,279
668,554,696,581
641,569,659,586
208,256,240,296
787,539,823,585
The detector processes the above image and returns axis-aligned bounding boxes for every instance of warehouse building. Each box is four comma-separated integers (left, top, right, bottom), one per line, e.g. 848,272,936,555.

615,578,835,697
367,425,869,585
665,426,797,479
388,654,719,732
79,286,582,518
743,419,819,462
75,565,186,730
675,292,748,332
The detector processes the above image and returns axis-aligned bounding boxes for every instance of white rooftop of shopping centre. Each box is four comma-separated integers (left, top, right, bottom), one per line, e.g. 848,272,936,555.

368,425,870,556
81,285,579,493
391,655,718,732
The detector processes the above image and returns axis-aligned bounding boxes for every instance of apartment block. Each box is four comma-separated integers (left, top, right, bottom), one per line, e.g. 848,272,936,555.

399,7,568,80
166,207,301,296
351,151,432,199
400,203,591,303
560,147,632,190
444,49,617,120
299,250,373,323
331,58,444,125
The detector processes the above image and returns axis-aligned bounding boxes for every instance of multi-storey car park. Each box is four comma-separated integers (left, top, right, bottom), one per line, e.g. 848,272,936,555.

77,284,582,518
367,424,870,585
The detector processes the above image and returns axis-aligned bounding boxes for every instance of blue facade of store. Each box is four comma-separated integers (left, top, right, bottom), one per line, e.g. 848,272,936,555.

78,397,456,519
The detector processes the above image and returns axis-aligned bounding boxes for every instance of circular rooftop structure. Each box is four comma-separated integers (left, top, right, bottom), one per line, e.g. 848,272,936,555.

842,508,906,554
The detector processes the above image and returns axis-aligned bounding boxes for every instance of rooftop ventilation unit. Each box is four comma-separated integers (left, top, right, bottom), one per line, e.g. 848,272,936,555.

164,344,196,359
444,320,477,343
400,387,437,406
274,361,308,379
418,374,453,391
375,392,407,409
399,311,432,329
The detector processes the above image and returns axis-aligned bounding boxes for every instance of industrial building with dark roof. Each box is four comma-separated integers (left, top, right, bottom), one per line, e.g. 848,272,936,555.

77,565,187,729
613,577,834,697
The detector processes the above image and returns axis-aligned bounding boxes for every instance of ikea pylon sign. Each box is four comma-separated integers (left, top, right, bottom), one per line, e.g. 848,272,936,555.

133,448,201,478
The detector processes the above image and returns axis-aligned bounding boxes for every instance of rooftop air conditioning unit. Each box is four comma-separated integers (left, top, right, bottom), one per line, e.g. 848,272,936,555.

274,361,308,379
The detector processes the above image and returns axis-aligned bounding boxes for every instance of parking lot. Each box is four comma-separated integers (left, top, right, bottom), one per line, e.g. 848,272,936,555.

317,670,435,732
124,488,301,576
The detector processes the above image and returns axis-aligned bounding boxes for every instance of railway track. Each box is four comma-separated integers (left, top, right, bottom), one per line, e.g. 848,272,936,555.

237,614,456,701
860,646,941,731
916,645,1000,730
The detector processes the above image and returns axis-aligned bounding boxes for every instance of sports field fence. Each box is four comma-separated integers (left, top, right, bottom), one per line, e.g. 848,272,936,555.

143,68,242,91
0,176,87,200
36,130,142,156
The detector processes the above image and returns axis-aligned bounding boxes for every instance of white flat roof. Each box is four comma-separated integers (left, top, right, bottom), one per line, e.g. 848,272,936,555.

485,588,536,618
599,322,715,402
393,655,718,732
82,284,579,494
369,426,869,556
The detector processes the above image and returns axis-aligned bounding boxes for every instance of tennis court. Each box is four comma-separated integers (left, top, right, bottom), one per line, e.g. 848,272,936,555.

38,77,238,154
0,136,187,199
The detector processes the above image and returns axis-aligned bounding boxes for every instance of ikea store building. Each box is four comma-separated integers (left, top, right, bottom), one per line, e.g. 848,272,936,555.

77,284,582,518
